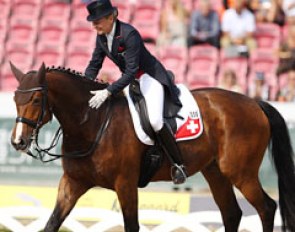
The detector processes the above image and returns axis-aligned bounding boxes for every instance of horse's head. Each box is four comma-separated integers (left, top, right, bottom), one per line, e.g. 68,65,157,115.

10,62,52,152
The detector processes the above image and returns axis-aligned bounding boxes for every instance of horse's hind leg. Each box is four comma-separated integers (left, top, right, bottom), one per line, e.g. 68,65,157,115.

202,161,242,232
44,175,89,232
234,178,277,232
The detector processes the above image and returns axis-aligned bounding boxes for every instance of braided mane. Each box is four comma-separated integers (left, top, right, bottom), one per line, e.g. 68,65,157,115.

46,66,86,79
45,66,109,89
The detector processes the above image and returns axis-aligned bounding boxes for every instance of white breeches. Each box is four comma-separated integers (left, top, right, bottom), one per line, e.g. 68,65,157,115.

138,73,164,132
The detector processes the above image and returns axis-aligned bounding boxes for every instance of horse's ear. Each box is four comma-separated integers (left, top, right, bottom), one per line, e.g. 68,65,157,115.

37,62,46,84
10,62,24,83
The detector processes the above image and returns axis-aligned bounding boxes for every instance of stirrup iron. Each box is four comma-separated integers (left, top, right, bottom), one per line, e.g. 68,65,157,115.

171,164,187,185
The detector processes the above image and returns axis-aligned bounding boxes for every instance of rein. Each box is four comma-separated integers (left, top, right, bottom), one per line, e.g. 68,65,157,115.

15,86,113,163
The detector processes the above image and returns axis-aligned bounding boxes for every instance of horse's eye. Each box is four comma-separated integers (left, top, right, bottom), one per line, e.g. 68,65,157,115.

32,98,41,106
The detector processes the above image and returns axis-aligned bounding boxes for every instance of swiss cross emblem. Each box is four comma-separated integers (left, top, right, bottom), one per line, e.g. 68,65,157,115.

186,119,199,133
175,116,201,140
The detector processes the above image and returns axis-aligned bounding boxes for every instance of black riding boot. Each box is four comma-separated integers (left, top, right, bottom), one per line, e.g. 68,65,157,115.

156,124,187,184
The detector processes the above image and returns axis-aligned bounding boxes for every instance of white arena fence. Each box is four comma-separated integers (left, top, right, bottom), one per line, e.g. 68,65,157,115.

0,207,283,232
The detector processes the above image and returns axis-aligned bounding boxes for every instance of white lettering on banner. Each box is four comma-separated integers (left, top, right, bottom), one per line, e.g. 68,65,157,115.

186,120,199,134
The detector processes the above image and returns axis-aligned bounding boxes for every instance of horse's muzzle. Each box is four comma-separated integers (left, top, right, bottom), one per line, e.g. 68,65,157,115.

11,136,30,151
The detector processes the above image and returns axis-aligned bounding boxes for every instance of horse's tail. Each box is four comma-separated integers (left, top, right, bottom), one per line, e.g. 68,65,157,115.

258,100,295,232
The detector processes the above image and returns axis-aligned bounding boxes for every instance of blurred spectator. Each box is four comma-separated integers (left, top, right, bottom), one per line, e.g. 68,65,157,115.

248,71,270,100
221,0,257,56
187,0,220,48
278,69,295,101
157,0,187,47
250,0,285,25
280,23,295,59
223,0,235,9
218,69,243,93
282,0,295,24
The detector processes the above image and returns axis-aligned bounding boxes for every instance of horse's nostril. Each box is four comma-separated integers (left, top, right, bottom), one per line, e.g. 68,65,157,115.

11,137,28,151
18,138,28,150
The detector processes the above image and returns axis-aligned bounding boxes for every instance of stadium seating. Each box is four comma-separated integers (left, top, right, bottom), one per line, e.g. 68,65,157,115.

11,0,42,20
112,0,132,22
72,0,89,20
68,18,96,45
8,16,38,44
218,50,249,92
34,42,65,69
132,0,161,42
0,46,4,65
0,1,11,21
248,48,279,86
38,18,68,46
0,18,8,44
0,62,19,92
4,40,34,70
144,42,158,57
42,0,71,21
158,45,188,83
65,42,94,72
1,40,34,91
186,45,219,89
255,23,281,50
99,57,121,83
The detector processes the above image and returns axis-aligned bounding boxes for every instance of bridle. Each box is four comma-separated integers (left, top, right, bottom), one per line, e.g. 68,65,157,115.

16,86,48,129
15,86,112,163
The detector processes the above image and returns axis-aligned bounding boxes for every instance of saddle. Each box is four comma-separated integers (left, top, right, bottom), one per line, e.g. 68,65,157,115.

129,77,178,188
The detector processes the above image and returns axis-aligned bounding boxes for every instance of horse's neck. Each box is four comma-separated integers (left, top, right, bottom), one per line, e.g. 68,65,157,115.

47,73,90,132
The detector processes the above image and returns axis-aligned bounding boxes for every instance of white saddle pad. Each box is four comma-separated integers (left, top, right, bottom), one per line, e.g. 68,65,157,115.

124,84,203,145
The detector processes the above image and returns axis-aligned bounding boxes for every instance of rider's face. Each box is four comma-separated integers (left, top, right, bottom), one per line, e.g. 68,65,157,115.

92,14,114,35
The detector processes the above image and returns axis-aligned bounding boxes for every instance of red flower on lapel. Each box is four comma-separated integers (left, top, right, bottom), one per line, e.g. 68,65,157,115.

118,46,125,52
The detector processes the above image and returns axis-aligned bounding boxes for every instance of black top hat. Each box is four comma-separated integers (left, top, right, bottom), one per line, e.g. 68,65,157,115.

86,0,117,22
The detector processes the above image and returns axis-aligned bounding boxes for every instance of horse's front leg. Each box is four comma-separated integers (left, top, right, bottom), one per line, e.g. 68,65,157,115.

44,174,89,232
115,177,139,232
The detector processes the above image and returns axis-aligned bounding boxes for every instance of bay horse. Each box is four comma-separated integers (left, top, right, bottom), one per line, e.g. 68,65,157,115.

10,62,295,232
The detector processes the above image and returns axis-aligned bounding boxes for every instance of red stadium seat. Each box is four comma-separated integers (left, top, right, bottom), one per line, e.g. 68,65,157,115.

248,48,279,87
65,43,94,72
0,18,8,44
68,18,96,45
255,23,281,50
34,42,65,69
218,49,249,92
99,58,121,83
42,0,71,21
0,45,4,65
132,19,160,42
11,0,41,20
4,40,34,70
158,45,188,83
0,1,11,20
8,16,38,43
38,18,68,46
186,45,219,89
144,42,158,58
112,0,132,22
72,0,89,20
132,0,161,41
0,63,19,91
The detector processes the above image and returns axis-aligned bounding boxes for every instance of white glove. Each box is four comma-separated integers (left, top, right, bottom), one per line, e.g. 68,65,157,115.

89,89,110,109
